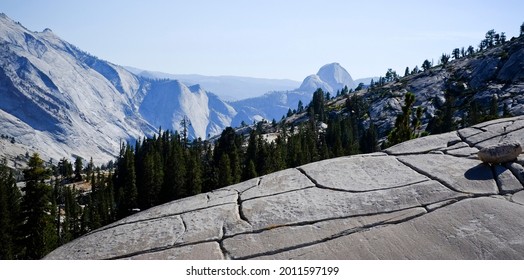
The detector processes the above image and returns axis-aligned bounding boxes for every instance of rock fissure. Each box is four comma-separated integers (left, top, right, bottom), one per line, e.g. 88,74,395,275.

396,157,466,194
457,128,483,147
235,191,251,225
442,151,476,158
296,167,338,190
234,179,260,195
84,202,237,237
222,205,432,241
296,167,429,193
107,244,178,260
173,216,188,245
424,197,470,212
234,207,429,260
110,240,224,260
241,186,316,202
473,126,524,149
491,165,505,194
218,226,231,260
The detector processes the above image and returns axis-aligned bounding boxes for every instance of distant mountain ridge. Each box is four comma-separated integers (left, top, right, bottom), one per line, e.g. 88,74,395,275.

0,13,365,164
0,13,235,164
231,62,357,126
125,67,301,101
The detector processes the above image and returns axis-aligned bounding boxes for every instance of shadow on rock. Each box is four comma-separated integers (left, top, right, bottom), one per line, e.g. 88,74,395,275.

464,164,493,181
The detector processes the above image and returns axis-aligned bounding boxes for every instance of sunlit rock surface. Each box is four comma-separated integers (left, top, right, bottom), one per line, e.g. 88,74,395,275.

45,117,524,260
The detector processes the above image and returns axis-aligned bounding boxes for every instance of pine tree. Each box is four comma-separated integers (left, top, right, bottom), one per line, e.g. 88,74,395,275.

161,136,186,202
201,141,217,193
186,148,203,195
266,140,285,173
467,46,475,56
86,157,94,179
62,187,81,243
242,131,258,181
467,100,481,126
360,122,378,153
440,53,450,65
326,117,343,157
427,92,456,134
74,156,83,182
309,88,326,122
0,160,22,259
114,144,137,218
244,160,257,180
218,154,232,188
180,115,191,146
138,150,163,209
58,158,72,180
20,153,57,259
387,92,419,146
452,48,460,59
256,134,269,175
297,100,304,113
422,59,432,71
341,85,349,95
485,29,496,47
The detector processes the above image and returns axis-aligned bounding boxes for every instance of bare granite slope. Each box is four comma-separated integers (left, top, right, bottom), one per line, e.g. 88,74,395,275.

45,116,524,260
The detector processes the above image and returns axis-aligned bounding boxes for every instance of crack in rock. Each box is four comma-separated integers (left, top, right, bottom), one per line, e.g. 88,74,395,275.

173,216,187,245
218,226,231,260
233,208,429,260
298,165,431,194
491,165,505,195
84,202,236,237
109,240,224,260
242,186,316,202
396,157,464,194
236,191,251,226
457,127,484,147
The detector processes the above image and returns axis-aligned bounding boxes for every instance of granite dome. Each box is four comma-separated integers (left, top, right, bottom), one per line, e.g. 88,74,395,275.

45,116,524,260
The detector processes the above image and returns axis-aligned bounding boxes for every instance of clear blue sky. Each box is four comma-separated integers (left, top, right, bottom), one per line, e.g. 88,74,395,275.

2,0,523,81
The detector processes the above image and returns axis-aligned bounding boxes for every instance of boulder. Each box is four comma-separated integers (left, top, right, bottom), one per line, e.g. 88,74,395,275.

478,141,522,164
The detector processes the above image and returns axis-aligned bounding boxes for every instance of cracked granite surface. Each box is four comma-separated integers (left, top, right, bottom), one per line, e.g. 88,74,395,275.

45,116,524,260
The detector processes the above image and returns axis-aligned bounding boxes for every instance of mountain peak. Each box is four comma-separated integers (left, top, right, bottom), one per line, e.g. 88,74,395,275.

298,63,356,93
316,62,355,90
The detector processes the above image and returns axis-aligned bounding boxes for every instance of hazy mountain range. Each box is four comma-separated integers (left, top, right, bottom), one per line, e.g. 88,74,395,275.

0,13,357,164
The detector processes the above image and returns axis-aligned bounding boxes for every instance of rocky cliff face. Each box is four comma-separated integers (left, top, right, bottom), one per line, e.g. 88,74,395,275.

364,36,524,136
0,14,236,164
45,116,524,259
0,14,153,164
